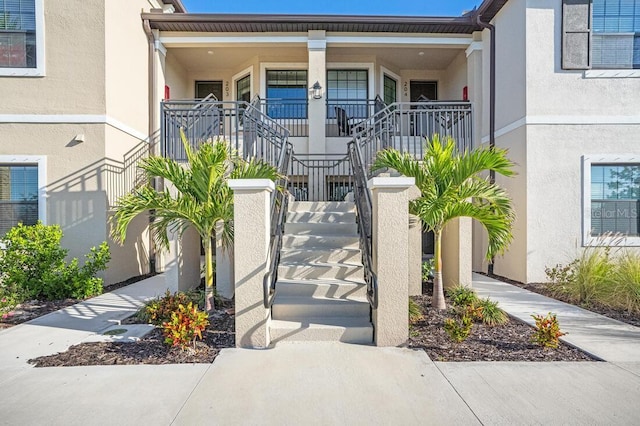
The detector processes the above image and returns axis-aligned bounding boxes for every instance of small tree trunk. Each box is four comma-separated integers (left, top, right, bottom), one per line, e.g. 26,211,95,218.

432,230,447,310
204,236,215,312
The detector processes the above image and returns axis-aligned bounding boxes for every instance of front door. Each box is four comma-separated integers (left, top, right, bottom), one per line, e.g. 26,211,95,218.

410,81,437,102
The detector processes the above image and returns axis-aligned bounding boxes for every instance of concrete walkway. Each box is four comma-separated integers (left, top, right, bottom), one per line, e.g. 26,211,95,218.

473,273,640,365
0,273,639,424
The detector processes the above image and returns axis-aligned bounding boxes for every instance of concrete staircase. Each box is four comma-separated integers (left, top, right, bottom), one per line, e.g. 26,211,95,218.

270,201,373,345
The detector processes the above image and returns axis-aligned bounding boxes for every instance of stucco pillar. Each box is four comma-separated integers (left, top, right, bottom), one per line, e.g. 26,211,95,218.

442,217,473,289
228,179,273,348
307,30,326,155
215,220,234,300
370,176,415,347
164,225,201,293
408,185,423,296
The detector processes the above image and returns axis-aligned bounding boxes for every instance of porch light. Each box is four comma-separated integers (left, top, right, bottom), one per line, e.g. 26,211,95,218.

311,81,322,99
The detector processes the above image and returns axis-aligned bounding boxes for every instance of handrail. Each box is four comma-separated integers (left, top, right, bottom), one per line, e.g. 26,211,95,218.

351,100,473,171
262,142,293,308
347,140,378,310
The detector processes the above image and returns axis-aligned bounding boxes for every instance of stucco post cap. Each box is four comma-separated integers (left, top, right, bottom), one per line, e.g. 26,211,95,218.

368,176,415,190
228,179,275,192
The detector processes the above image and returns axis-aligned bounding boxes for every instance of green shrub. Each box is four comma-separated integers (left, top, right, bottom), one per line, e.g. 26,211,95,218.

162,302,210,350
531,312,566,349
447,285,478,308
476,298,508,326
140,290,203,326
608,251,640,314
444,314,473,343
421,259,435,282
409,298,423,324
0,222,109,301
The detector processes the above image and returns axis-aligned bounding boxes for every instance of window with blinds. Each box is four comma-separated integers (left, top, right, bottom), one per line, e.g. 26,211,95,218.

0,164,38,236
590,164,640,236
0,0,37,68
592,0,640,69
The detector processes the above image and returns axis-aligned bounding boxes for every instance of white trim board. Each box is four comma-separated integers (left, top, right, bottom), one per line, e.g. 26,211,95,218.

0,114,148,141
0,155,47,225
481,115,640,143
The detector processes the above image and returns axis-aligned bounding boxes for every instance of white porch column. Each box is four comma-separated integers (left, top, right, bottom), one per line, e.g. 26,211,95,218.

370,176,415,347
442,217,473,289
307,30,327,155
215,220,234,300
228,179,273,349
466,32,484,150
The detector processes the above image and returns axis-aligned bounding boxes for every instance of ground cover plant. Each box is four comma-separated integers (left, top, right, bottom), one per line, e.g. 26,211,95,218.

0,222,109,319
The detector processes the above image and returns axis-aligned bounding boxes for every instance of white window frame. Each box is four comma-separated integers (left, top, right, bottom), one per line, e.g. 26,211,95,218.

0,0,46,77
582,154,640,246
380,66,401,103
232,65,253,102
0,155,47,224
326,62,375,102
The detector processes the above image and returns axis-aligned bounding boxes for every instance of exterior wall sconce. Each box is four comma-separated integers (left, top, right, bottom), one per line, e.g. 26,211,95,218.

311,81,322,99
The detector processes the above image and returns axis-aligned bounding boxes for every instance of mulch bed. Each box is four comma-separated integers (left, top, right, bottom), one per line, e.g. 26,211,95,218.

407,293,595,362
28,308,235,367
479,272,640,328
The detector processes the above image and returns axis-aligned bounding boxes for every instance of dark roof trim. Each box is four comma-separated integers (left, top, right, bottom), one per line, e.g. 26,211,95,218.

144,0,509,34
163,0,186,14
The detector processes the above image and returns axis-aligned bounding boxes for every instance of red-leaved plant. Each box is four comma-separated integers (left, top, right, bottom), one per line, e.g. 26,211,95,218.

531,312,566,349
162,302,209,350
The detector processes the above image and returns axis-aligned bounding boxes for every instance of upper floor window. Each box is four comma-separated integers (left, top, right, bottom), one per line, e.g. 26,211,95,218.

236,74,251,103
0,0,43,75
266,70,308,119
592,0,640,69
195,81,223,100
327,70,369,119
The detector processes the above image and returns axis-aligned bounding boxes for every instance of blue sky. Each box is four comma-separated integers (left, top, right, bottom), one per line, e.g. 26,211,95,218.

180,0,483,16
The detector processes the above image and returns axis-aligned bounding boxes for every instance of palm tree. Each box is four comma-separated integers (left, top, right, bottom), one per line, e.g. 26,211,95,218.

372,135,515,310
112,134,280,312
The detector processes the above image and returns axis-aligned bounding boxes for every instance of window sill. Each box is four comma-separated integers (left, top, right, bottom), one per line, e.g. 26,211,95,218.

0,68,45,77
584,235,640,247
584,69,640,78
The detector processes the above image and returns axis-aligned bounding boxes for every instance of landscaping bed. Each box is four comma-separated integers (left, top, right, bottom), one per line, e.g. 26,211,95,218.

407,293,594,362
29,308,234,367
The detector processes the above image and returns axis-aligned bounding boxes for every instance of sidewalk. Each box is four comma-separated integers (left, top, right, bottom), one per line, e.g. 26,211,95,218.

0,273,639,424
472,272,640,365
0,274,167,371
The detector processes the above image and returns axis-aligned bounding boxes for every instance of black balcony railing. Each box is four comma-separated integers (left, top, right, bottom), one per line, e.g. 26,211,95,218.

254,98,309,137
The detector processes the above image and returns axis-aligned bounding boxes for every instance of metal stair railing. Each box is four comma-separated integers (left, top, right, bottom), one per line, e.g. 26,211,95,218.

262,141,293,308
351,99,473,171
347,140,378,310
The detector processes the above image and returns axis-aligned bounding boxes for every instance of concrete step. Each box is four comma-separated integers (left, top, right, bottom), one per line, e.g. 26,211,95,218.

278,261,364,281
280,248,362,264
289,201,355,213
284,222,357,236
276,278,367,299
287,211,356,224
270,318,373,345
281,234,360,250
272,296,370,320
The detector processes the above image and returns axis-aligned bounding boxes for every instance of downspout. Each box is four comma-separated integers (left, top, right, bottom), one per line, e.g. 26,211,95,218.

475,8,496,275
143,18,157,274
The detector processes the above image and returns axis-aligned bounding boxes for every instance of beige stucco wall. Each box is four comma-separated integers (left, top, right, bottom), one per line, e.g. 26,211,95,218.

0,0,106,115
105,0,150,136
491,126,528,283
441,51,468,101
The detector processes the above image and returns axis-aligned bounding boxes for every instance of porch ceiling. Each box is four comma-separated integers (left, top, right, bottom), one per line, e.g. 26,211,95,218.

168,45,464,73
